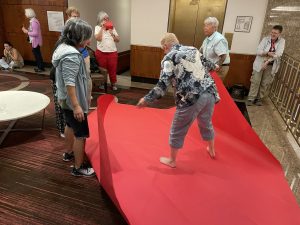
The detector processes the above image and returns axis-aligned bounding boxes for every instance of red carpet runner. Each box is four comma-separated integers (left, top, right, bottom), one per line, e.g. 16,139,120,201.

85,74,300,225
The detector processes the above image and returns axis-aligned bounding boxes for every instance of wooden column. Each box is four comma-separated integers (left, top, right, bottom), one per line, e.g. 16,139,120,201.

0,5,6,53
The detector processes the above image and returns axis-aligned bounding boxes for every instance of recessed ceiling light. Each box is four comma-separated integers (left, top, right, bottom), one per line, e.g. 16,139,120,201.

271,6,300,12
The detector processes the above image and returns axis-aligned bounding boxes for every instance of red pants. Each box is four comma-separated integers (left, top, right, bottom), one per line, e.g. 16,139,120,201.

95,50,118,85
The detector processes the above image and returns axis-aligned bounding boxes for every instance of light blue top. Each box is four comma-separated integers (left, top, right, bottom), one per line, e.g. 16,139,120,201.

200,31,230,65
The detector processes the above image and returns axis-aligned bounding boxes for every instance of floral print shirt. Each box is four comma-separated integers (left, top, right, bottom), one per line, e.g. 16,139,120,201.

144,44,220,108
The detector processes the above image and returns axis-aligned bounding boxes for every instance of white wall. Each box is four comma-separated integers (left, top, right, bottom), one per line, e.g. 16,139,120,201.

131,0,170,47
223,0,268,54
131,0,268,54
69,0,267,54
68,0,131,52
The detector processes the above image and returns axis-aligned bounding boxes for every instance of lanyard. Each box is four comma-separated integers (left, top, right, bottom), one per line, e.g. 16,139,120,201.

269,39,277,52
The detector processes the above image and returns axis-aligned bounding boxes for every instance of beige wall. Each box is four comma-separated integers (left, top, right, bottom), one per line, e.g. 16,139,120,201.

131,0,170,47
223,0,268,54
68,0,131,52
262,0,300,60
69,0,299,60
131,0,269,53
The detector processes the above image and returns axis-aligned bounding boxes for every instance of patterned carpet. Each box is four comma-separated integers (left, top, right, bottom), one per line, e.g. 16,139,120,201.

0,71,127,225
0,70,253,224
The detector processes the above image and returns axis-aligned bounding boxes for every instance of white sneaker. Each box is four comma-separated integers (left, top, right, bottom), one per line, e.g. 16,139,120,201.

112,85,118,91
71,166,95,177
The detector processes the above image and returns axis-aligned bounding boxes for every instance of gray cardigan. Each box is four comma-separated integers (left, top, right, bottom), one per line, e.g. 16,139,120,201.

52,44,89,113
253,36,285,75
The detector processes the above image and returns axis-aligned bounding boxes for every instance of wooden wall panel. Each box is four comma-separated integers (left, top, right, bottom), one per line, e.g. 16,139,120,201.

117,50,130,74
130,45,256,88
0,6,5,54
130,45,164,79
0,0,67,64
224,53,256,89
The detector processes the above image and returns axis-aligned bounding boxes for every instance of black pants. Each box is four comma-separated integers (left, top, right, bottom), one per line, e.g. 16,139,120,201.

32,45,44,70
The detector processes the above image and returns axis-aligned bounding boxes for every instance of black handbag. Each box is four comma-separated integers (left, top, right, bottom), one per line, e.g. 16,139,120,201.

229,84,247,100
49,66,56,81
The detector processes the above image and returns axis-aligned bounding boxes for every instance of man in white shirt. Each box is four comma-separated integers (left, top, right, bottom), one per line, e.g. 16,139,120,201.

200,17,230,82
247,25,285,106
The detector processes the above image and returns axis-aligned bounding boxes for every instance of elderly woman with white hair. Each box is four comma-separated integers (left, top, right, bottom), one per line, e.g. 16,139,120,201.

94,11,120,91
22,8,45,72
200,17,230,82
137,33,219,168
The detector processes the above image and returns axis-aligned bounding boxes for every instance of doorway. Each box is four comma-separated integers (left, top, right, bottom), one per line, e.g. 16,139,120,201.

168,0,228,48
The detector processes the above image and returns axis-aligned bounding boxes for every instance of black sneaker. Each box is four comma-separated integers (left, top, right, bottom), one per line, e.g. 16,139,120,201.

82,161,92,168
63,151,74,162
71,165,95,177
246,100,255,106
255,99,263,106
34,68,45,72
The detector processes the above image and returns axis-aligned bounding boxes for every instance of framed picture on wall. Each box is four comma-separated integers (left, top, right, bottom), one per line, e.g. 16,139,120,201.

234,16,253,33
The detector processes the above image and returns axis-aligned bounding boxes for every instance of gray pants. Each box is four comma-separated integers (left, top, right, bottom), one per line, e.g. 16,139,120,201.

248,66,274,101
169,92,215,149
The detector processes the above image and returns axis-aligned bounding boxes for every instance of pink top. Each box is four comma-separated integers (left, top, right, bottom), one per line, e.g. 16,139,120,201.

28,18,43,48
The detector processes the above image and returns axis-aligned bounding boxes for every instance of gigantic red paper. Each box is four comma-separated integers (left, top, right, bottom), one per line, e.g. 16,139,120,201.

85,73,300,225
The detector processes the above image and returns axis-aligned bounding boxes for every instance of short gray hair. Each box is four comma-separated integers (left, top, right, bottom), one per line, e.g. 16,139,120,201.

97,11,109,25
58,19,93,47
25,8,36,18
161,33,179,47
204,17,219,29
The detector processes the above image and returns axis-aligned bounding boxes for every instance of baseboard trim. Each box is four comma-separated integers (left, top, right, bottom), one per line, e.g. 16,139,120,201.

131,76,158,84
24,60,52,68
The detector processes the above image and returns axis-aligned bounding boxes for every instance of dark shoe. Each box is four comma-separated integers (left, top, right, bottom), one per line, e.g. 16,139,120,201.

71,165,95,177
82,161,92,168
246,100,255,106
255,99,263,106
63,151,74,162
34,68,45,72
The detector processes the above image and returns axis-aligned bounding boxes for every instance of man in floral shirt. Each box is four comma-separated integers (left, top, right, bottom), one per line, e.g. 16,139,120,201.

137,33,220,168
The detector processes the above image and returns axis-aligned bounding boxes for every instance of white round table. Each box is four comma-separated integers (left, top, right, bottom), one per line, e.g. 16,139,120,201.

0,91,50,146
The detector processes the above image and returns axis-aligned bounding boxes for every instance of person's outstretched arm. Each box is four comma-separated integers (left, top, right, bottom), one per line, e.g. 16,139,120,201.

137,59,174,107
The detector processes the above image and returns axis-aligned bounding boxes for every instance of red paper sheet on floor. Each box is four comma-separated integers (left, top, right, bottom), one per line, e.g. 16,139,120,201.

85,73,300,225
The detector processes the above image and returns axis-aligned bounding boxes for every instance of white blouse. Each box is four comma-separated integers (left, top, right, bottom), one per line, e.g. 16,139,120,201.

95,25,118,52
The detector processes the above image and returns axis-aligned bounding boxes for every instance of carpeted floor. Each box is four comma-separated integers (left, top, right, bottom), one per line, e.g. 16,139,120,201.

0,70,255,224
0,71,127,225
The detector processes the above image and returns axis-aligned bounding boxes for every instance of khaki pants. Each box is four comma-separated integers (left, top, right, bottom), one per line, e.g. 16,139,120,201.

216,66,229,82
248,66,274,101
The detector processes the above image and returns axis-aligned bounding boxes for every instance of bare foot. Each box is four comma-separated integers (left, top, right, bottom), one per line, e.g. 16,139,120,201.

160,157,176,168
207,147,215,159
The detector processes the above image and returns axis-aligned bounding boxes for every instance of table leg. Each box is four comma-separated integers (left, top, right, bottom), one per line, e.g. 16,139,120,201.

0,120,17,146
0,109,46,147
